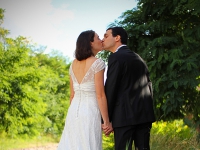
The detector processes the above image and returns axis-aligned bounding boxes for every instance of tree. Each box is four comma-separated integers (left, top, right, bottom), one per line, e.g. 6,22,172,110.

104,0,200,127
0,9,70,137
33,50,70,135
0,36,47,137
0,8,9,41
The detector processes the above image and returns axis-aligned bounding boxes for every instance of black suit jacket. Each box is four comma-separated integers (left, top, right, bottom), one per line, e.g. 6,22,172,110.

105,46,155,128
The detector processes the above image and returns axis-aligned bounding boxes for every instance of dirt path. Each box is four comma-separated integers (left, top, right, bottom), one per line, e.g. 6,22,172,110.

17,143,58,150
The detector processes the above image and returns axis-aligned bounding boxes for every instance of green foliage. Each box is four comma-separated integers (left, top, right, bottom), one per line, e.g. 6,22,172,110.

0,8,9,40
151,120,200,150
0,9,70,138
152,120,192,140
102,133,114,150
0,37,46,137
34,51,70,136
96,51,110,64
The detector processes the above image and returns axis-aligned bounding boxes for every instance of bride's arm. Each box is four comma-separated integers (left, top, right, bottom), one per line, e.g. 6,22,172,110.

95,69,110,126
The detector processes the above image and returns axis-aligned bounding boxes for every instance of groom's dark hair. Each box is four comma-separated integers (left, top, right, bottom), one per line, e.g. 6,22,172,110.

106,27,128,44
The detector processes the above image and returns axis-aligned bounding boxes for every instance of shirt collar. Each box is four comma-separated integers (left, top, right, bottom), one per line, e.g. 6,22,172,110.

114,45,126,53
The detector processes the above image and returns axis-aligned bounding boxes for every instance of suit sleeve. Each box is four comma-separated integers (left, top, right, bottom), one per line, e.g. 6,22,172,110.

105,56,121,122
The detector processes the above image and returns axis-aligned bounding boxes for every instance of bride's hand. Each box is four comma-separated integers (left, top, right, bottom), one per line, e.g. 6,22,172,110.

102,122,113,136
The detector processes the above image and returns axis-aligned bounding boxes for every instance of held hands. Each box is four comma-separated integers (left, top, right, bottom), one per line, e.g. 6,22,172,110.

102,122,113,136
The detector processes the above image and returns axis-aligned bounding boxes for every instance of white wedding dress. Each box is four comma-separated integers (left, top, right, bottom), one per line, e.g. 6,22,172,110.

57,58,105,150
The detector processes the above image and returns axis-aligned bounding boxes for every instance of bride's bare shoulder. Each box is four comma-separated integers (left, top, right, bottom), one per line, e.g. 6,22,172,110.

86,56,98,63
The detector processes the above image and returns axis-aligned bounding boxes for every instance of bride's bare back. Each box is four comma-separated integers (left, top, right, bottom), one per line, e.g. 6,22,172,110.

72,56,98,84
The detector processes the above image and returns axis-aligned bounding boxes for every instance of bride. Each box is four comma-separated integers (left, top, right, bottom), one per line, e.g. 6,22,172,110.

57,30,112,150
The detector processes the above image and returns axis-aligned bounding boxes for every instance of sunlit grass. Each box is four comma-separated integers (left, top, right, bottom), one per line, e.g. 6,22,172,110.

150,120,200,150
1,120,200,150
102,132,114,150
0,132,57,150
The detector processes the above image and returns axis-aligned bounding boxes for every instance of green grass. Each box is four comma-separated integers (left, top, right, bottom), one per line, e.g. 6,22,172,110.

1,120,200,150
0,133,57,150
150,120,200,150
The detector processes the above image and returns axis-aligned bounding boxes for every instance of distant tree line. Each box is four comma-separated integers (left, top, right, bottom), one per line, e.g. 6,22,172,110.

0,8,70,138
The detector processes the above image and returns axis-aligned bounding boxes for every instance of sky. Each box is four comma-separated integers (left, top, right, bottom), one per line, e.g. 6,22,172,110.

0,0,138,61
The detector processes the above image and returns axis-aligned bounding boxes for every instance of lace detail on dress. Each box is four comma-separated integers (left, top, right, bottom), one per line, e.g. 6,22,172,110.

82,58,105,84
69,58,105,85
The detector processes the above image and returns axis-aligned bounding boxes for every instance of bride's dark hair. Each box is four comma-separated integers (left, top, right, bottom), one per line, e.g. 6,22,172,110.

75,30,95,61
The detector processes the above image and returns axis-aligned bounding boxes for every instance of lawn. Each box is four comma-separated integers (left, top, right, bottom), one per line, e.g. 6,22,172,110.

0,120,199,150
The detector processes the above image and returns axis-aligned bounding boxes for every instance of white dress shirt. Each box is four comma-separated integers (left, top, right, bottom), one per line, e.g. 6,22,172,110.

114,44,126,53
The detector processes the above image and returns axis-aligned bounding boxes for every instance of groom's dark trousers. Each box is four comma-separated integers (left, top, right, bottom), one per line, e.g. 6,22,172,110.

114,122,152,150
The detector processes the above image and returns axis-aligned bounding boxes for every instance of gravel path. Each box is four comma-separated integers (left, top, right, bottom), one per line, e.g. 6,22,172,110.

17,143,58,150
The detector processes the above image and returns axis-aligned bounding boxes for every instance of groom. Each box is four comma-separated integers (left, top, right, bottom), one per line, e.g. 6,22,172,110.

102,27,155,150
